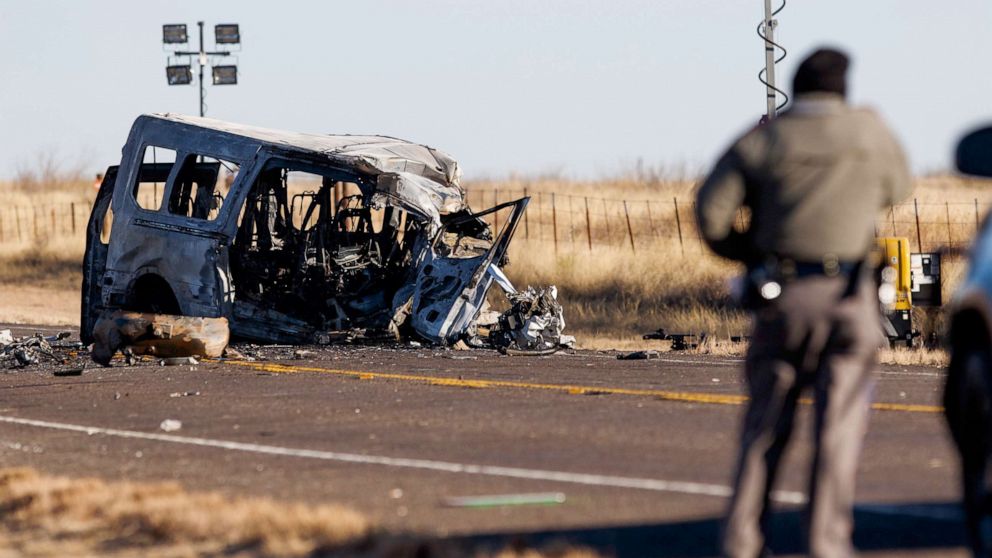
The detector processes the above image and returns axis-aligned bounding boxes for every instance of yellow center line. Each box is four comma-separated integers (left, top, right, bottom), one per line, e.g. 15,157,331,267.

216,360,943,414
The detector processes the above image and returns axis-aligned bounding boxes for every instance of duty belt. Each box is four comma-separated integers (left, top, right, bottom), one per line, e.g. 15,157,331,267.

742,257,865,308
786,260,860,279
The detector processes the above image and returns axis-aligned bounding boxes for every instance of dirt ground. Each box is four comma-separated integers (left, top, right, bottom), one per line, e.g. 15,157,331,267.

0,285,79,326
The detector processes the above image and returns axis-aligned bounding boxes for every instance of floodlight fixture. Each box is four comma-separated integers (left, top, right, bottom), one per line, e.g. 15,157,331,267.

162,24,188,44
166,65,193,85
214,24,240,44
212,65,238,85
162,20,242,116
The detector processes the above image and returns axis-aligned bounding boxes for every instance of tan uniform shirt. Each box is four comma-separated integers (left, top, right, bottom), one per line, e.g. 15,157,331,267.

696,93,912,263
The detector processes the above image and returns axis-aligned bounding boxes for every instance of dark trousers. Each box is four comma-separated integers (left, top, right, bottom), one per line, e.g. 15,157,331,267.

722,275,881,558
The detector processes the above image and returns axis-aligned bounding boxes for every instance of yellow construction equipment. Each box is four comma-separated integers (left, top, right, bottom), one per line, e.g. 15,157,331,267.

875,237,916,346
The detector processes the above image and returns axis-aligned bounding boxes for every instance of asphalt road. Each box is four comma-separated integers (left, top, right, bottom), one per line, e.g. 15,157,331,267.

0,324,968,557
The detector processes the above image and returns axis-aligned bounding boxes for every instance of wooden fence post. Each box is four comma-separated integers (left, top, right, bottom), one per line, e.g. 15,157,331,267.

523,187,529,239
623,200,636,253
584,197,592,252
50,207,56,235
602,199,611,245
946,201,952,248
15,207,22,242
493,187,499,232
913,198,922,252
71,202,77,234
552,193,558,254
568,195,576,247
537,192,544,242
673,197,685,256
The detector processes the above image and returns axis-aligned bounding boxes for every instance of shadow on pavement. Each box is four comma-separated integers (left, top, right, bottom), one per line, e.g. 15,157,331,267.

455,502,967,557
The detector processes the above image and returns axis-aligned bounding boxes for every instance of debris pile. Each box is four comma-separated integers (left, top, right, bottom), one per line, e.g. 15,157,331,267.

159,419,183,432
490,286,575,354
642,329,707,351
91,312,229,366
0,330,76,369
617,350,660,360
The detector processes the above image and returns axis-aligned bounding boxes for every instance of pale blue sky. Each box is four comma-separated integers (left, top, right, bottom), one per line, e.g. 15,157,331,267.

1,1,990,179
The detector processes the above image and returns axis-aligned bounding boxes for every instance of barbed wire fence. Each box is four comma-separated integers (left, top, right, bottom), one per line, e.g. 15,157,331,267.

0,189,987,256
465,189,989,255
0,202,90,243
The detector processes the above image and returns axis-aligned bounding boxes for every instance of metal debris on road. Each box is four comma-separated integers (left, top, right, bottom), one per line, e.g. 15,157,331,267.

442,492,567,508
642,329,707,351
46,332,73,344
489,286,575,354
161,356,200,366
221,346,251,361
159,419,183,432
1,332,66,369
122,349,139,366
617,350,661,360
92,312,228,366
13,348,39,367
502,346,562,357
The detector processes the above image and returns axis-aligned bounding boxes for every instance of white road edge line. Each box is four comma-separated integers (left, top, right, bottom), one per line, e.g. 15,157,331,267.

0,414,804,504
876,370,944,378
657,358,743,366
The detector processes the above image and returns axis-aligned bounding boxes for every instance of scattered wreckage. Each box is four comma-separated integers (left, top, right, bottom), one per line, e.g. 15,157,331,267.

0,329,78,369
82,114,571,364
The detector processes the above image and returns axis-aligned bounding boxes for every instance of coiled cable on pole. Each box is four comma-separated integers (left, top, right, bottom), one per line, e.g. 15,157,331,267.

757,0,788,115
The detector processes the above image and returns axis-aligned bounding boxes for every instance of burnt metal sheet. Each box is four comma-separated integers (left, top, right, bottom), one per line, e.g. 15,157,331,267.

91,311,229,365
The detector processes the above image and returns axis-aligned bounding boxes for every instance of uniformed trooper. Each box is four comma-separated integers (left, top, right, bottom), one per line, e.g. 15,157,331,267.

695,48,912,557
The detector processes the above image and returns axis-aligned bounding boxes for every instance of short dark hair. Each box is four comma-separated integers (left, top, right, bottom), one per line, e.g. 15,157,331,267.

792,48,850,97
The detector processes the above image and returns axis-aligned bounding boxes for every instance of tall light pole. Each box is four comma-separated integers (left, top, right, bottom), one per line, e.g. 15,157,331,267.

162,22,241,117
757,0,787,122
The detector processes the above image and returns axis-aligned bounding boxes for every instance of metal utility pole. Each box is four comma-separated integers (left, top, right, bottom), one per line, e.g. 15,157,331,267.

757,0,787,121
762,0,777,120
197,22,206,117
163,22,240,118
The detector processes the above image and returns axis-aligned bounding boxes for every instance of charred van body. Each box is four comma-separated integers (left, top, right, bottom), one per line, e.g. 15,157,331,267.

82,114,569,357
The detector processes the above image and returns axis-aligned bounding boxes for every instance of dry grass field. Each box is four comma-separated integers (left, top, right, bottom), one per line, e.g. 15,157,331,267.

0,237,84,325
0,467,595,558
2,164,990,362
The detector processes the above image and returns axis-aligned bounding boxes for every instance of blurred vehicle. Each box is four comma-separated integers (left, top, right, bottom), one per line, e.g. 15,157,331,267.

945,124,992,555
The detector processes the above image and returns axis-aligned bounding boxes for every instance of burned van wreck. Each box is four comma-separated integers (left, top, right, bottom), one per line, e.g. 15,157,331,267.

82,114,570,362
